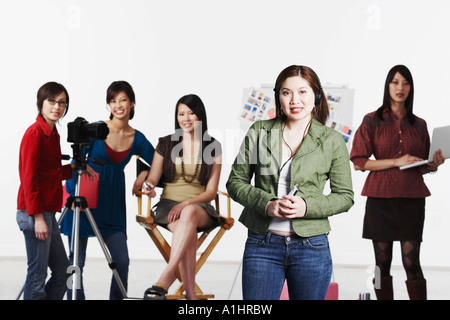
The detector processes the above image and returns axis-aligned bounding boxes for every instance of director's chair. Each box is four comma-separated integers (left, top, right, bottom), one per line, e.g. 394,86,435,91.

135,156,234,300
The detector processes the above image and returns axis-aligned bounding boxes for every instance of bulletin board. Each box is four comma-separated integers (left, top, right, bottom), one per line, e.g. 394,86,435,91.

239,85,276,128
324,85,355,149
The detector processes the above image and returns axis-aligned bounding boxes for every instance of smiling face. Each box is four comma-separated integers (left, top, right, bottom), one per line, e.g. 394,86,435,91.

41,91,67,127
279,76,315,123
108,91,134,120
389,72,411,105
177,103,200,134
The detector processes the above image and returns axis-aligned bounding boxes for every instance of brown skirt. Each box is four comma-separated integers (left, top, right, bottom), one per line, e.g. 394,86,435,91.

152,198,220,231
363,197,425,242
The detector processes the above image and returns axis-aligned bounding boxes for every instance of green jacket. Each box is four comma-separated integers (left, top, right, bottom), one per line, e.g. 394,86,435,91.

226,118,354,237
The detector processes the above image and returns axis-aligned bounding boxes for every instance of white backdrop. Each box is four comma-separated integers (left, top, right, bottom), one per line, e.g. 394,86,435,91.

1,0,450,268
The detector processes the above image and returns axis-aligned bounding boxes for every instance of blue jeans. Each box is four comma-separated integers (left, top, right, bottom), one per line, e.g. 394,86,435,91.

16,210,69,300
242,231,332,300
67,231,129,300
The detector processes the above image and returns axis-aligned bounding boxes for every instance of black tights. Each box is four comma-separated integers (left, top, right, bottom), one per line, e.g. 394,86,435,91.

372,240,424,281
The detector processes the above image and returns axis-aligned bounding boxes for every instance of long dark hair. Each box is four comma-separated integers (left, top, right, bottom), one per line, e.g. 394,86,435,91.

273,65,329,125
172,94,218,185
376,65,415,125
106,81,136,120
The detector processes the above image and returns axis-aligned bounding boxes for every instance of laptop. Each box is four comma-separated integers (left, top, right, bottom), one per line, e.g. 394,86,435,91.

400,125,450,170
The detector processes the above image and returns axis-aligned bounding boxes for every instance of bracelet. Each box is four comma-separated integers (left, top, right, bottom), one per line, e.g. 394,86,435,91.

428,167,437,174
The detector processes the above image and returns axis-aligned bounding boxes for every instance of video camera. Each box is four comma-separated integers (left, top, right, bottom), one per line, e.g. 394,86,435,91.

66,117,109,170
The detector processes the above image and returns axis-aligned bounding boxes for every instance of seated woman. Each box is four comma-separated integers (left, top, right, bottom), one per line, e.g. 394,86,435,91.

143,94,222,300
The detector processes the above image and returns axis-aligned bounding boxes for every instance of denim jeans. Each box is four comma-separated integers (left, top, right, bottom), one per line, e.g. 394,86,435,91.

242,231,332,300
16,210,69,300
66,231,129,300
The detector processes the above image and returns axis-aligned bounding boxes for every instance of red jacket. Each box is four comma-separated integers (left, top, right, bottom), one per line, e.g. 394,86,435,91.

17,115,73,215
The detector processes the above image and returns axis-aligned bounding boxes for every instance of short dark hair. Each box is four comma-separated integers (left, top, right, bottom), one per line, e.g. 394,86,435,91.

106,81,135,120
175,94,208,134
36,82,69,117
376,64,415,125
273,65,329,125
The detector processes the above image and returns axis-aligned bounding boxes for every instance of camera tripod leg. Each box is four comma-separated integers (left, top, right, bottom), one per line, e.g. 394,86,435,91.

15,282,25,300
70,204,81,300
66,195,128,300
83,207,128,299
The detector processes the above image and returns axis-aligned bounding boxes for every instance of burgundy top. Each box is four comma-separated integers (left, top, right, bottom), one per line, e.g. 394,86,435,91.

350,108,430,198
105,142,130,164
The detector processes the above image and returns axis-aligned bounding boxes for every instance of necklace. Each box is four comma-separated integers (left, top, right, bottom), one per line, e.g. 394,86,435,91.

181,154,201,183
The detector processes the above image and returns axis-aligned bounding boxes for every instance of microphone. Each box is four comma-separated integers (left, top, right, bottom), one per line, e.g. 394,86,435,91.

287,186,298,196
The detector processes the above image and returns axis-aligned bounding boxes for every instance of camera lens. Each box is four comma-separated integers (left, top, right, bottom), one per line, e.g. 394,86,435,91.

84,122,109,140
67,117,109,143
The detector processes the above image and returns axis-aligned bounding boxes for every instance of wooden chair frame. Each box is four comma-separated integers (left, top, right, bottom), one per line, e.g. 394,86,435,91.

135,161,234,299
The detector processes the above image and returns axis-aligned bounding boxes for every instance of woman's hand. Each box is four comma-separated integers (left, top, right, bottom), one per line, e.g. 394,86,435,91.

266,196,307,219
71,163,99,182
34,214,49,241
427,149,445,172
356,154,424,171
142,181,157,198
266,199,284,218
279,195,307,218
132,171,148,195
393,154,423,168
84,165,99,182
168,201,189,223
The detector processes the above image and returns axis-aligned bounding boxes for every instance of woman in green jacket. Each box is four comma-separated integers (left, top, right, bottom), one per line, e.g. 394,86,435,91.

226,65,354,300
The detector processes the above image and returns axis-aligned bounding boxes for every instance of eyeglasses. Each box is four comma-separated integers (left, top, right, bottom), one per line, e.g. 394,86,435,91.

47,98,67,107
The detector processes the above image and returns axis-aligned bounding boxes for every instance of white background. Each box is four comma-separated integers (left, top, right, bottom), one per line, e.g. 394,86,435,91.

1,0,450,269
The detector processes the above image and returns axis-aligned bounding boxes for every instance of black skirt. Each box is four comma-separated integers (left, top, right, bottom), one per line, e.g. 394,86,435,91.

363,197,425,242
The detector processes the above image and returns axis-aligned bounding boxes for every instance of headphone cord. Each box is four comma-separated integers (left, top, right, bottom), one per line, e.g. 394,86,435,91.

280,97,320,172
280,119,311,172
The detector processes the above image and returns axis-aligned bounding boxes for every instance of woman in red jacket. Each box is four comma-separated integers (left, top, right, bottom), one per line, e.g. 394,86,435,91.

16,82,95,299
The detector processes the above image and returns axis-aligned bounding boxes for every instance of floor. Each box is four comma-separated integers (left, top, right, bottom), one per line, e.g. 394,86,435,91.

2,256,450,300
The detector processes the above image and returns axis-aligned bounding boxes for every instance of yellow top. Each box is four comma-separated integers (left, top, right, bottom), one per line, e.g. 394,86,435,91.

160,155,206,202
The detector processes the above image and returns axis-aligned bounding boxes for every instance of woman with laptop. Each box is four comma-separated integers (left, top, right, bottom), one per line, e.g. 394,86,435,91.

350,65,445,300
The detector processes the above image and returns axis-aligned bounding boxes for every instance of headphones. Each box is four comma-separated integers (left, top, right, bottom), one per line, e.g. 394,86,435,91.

309,67,323,107
274,65,323,108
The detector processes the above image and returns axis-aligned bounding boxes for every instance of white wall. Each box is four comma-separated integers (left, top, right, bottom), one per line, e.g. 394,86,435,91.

2,0,450,268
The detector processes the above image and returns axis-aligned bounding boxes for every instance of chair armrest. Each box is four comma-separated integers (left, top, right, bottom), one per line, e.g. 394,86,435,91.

216,191,232,219
135,191,153,219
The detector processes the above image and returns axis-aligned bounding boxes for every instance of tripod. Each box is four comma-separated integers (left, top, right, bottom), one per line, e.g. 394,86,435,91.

16,164,128,300
61,167,128,300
